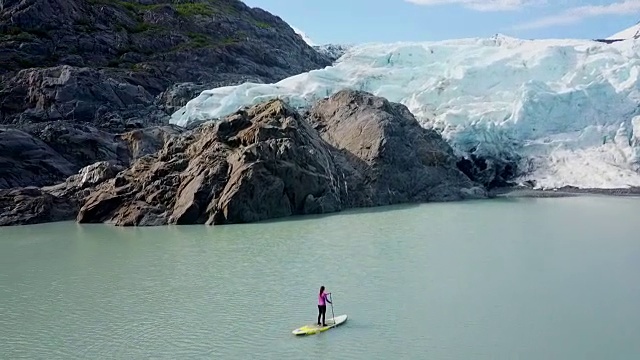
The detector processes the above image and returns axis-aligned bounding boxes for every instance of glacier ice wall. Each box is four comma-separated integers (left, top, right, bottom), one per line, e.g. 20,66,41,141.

170,35,640,189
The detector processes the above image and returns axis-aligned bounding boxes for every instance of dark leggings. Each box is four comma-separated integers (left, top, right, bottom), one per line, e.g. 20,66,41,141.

317,305,326,325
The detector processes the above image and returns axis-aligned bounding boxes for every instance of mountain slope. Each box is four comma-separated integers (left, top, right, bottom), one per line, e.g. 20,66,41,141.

0,0,332,129
170,35,640,190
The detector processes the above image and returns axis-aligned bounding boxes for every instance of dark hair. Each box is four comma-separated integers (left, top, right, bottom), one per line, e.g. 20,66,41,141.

319,286,325,295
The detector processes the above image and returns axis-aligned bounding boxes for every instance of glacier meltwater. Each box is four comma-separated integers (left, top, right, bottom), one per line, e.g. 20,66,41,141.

170,35,640,189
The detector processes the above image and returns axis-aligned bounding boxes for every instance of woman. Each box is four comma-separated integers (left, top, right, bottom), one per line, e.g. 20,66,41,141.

317,285,332,326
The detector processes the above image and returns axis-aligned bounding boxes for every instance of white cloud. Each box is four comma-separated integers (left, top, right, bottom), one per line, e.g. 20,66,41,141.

513,0,640,30
405,0,545,11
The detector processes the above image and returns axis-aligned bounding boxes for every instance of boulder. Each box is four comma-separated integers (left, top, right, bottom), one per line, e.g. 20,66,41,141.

307,89,487,205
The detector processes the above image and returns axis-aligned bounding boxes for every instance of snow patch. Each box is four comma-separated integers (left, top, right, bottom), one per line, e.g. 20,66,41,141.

291,26,316,46
608,22,640,40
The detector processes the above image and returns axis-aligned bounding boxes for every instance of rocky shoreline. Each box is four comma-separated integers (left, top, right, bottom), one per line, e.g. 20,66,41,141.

3,87,639,226
489,186,640,199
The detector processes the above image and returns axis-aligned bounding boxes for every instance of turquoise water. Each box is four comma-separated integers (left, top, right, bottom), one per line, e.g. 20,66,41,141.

1,196,640,359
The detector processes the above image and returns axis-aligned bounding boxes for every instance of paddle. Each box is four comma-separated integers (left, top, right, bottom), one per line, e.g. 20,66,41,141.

329,293,335,324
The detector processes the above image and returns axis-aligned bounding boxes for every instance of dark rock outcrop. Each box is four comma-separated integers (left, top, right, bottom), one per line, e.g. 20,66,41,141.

0,0,331,126
0,187,76,226
0,122,182,189
0,127,77,189
74,90,486,226
0,161,123,226
456,154,518,189
18,121,132,168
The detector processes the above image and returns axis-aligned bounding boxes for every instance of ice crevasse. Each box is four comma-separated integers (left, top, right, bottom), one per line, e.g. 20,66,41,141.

170,35,640,189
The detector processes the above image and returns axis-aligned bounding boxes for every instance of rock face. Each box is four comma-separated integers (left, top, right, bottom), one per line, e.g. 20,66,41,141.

0,122,181,189
0,0,331,127
0,128,77,189
307,90,487,205
75,90,486,226
0,187,76,226
0,161,124,226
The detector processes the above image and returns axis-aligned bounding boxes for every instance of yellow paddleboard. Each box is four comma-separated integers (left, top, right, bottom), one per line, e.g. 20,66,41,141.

292,315,348,336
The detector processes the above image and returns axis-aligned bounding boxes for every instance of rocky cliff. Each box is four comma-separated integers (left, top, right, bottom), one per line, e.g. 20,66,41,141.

0,90,487,226
0,0,331,128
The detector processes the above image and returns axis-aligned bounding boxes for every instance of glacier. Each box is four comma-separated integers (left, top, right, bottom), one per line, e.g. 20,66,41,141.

608,21,640,40
170,35,640,189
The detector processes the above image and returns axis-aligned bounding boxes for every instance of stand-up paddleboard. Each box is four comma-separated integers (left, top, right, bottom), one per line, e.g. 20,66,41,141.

292,314,348,336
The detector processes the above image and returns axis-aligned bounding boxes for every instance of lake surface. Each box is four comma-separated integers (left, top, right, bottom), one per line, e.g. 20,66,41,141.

1,196,640,359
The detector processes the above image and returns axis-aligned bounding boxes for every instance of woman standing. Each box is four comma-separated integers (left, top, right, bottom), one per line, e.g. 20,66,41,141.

317,286,332,326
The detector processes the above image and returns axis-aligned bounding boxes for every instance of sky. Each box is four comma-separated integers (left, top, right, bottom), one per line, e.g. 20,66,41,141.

242,0,640,44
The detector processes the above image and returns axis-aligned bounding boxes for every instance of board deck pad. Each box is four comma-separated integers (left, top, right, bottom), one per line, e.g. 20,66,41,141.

292,314,348,335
